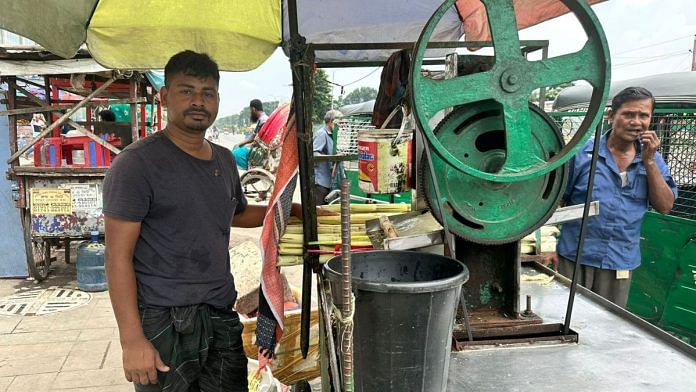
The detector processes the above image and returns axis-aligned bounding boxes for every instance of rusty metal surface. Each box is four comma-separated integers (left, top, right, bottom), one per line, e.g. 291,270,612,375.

456,307,542,331
452,323,578,351
447,266,696,391
25,178,103,237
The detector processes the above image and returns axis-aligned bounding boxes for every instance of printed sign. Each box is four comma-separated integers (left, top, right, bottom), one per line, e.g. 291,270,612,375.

66,184,100,210
30,188,73,215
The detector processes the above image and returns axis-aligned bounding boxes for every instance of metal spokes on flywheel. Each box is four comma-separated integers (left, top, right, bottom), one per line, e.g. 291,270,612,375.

421,102,566,244
411,0,610,182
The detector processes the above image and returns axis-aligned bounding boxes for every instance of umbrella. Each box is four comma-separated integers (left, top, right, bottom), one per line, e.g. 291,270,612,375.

0,1,607,70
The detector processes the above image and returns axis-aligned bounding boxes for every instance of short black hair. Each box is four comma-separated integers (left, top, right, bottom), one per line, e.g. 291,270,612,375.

611,87,654,112
164,50,220,87
99,109,116,122
250,99,263,111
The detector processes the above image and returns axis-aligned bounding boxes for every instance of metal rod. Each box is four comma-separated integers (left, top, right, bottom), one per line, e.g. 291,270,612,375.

340,178,354,392
7,77,118,164
317,273,343,391
288,0,319,359
129,77,138,143
563,123,603,335
309,40,549,51
7,77,18,166
42,76,52,131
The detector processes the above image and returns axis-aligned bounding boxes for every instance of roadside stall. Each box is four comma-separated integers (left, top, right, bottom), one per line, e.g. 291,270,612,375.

2,1,696,391
1,56,159,280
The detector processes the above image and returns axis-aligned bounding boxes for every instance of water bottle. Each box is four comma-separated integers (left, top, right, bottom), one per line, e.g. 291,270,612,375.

76,231,108,292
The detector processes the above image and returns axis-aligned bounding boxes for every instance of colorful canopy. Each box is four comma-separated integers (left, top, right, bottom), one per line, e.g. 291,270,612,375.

0,0,606,70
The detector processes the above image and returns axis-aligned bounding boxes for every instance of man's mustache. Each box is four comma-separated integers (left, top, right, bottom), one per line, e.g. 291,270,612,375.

184,109,210,117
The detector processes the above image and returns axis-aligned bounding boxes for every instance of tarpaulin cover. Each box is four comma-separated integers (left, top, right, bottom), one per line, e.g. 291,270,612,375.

283,0,606,63
0,58,110,76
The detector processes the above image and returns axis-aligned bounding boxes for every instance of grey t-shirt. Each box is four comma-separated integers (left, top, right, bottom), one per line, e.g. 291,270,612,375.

103,132,247,309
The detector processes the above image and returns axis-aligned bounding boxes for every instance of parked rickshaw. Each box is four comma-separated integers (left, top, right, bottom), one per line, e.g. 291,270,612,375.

2,69,160,281
240,103,290,201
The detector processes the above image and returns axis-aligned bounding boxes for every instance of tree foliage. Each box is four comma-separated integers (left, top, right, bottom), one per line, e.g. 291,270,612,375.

336,86,378,108
312,69,333,124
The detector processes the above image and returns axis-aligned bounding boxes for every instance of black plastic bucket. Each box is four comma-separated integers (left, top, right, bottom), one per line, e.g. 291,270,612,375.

324,250,469,391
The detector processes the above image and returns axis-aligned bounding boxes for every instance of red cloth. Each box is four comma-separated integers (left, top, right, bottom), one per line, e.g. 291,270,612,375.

259,108,298,346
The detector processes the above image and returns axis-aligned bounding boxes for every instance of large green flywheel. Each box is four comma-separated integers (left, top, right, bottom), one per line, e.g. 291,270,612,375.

421,101,566,244
411,0,610,183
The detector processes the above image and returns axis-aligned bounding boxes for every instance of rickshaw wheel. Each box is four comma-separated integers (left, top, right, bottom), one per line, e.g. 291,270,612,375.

240,169,275,202
22,211,51,281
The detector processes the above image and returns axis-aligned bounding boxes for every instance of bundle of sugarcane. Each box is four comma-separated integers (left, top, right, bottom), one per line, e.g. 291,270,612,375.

277,203,411,266
521,226,560,254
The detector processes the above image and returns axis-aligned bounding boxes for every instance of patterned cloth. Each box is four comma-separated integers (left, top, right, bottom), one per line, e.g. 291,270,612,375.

256,109,299,352
135,305,247,392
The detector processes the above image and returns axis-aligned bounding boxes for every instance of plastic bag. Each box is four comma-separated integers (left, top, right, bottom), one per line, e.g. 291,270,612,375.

248,359,287,392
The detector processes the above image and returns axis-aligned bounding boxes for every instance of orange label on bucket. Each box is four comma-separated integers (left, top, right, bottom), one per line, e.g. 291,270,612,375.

358,131,412,194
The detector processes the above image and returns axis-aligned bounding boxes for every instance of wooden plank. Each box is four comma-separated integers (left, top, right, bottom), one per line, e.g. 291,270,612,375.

9,166,107,177
65,119,121,155
6,77,118,164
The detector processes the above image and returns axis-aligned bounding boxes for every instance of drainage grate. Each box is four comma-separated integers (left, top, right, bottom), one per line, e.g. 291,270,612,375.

0,288,92,316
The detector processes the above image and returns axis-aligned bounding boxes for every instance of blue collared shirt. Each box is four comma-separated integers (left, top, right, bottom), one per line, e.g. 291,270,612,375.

557,131,678,270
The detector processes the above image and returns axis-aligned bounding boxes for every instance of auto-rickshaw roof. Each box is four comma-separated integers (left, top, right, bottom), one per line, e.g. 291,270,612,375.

553,71,696,111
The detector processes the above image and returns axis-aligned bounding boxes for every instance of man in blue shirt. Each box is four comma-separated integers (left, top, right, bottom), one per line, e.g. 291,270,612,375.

233,99,268,169
552,87,678,307
313,110,338,205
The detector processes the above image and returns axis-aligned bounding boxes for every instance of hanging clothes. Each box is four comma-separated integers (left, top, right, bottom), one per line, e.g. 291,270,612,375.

372,49,411,129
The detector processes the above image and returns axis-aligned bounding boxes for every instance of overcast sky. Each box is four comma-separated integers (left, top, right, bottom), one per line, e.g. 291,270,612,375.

217,0,696,117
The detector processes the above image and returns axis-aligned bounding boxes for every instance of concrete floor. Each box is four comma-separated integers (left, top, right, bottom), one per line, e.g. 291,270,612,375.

0,225,312,392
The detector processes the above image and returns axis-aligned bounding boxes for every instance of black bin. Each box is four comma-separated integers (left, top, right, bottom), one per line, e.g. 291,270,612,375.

325,250,469,391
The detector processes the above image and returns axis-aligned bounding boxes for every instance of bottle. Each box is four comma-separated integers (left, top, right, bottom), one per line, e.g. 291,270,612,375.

76,231,108,292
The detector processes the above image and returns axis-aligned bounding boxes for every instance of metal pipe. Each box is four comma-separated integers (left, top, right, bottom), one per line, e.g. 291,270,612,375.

7,76,118,164
287,0,319,359
309,40,549,51
563,123,603,334
340,178,354,392
318,272,343,391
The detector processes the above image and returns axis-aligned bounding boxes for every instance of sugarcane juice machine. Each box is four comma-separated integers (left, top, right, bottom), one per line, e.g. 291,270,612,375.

408,0,610,339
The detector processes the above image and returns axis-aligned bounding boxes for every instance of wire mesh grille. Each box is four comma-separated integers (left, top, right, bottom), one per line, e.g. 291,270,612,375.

549,110,696,220
335,118,375,171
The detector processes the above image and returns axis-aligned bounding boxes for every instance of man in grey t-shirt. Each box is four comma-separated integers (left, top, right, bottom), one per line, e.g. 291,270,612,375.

104,51,276,391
